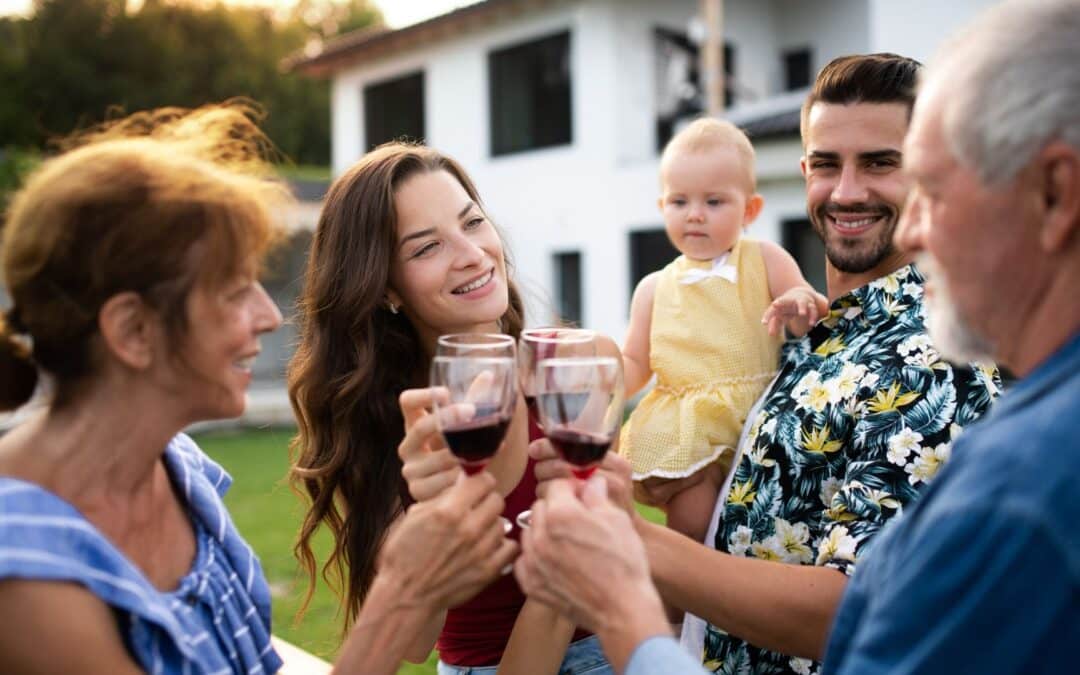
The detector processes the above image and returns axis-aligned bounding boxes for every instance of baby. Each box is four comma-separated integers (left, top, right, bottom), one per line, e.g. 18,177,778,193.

620,118,827,544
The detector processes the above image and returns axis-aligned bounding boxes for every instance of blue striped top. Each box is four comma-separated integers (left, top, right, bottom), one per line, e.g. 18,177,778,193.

0,433,283,674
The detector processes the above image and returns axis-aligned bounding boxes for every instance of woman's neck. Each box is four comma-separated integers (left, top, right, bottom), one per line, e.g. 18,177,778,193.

0,379,184,506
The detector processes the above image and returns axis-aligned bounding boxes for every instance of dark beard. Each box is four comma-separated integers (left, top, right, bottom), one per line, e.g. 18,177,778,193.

810,203,898,274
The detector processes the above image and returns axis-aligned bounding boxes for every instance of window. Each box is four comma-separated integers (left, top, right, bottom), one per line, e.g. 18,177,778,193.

628,229,679,300
654,28,736,151
364,71,424,150
781,218,826,293
489,31,572,156
784,48,812,91
553,251,583,326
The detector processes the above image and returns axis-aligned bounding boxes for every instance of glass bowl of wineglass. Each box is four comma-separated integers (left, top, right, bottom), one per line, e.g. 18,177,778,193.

430,355,516,475
535,356,624,480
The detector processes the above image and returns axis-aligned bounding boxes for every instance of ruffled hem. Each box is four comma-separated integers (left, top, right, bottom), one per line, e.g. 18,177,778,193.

631,444,735,481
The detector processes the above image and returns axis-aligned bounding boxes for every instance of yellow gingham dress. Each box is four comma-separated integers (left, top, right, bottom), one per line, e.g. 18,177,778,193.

620,238,783,480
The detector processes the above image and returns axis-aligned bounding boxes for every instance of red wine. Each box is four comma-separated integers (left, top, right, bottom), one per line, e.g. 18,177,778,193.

547,428,611,479
442,414,511,470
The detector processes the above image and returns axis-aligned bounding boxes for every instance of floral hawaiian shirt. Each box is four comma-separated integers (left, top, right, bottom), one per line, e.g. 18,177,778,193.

702,264,1002,675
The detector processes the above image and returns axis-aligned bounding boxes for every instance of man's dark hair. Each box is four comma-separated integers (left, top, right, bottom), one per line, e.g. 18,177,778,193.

800,53,922,139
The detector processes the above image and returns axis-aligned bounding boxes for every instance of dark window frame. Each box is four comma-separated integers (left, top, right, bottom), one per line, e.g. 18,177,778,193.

488,30,573,157
783,47,812,91
553,250,583,326
363,70,425,150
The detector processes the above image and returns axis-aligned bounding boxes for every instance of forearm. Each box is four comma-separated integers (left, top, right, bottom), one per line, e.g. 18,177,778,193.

497,600,575,675
592,578,672,674
333,576,441,675
640,520,846,659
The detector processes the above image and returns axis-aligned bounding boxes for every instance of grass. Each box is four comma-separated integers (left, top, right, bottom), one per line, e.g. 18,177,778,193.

195,428,665,674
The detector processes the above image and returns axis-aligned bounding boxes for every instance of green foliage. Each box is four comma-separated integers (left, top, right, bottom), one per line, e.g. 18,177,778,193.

0,0,380,165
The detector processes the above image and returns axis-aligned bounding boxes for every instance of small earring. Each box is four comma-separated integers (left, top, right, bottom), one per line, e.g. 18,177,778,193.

387,301,399,315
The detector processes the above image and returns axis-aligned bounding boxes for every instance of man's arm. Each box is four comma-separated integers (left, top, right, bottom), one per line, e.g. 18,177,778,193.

826,503,1073,674
640,520,848,660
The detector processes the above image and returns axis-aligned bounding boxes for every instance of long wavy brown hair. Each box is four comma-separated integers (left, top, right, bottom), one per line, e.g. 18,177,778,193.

288,142,525,628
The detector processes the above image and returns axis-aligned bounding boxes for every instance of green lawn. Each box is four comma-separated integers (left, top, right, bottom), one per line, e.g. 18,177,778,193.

195,428,665,674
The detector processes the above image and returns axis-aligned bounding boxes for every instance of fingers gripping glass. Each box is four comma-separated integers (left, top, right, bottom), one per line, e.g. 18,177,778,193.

430,355,516,474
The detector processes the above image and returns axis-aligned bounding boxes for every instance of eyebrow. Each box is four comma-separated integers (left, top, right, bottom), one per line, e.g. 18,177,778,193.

808,149,902,162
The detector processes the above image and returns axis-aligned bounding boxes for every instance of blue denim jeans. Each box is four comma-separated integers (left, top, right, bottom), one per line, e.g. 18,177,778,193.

436,634,613,675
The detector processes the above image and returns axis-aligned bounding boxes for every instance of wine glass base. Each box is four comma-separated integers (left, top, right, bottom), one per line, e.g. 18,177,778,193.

515,509,532,530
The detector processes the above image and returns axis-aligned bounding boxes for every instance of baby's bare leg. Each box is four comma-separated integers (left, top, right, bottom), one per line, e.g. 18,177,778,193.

664,475,721,544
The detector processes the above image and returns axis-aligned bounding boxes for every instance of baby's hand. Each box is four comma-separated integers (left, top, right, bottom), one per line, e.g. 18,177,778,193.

763,287,829,338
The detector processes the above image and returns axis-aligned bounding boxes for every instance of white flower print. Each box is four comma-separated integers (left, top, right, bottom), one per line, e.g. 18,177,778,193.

790,657,813,675
761,417,778,437
773,518,813,564
888,427,924,465
860,371,880,391
819,476,842,507
833,362,868,401
906,442,952,485
816,525,858,565
796,373,832,412
751,536,787,561
729,525,753,557
898,334,933,356
902,281,923,299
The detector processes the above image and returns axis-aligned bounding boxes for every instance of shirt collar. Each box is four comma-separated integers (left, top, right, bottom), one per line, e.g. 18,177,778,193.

820,263,923,331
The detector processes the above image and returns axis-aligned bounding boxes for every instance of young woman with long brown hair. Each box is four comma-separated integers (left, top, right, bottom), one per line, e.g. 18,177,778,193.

288,142,612,674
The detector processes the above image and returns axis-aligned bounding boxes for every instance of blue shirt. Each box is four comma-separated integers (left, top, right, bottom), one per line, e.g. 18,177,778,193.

627,636,709,675
0,434,282,675
823,332,1080,674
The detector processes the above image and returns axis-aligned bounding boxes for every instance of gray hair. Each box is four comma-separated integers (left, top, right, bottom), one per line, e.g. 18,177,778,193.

934,0,1080,185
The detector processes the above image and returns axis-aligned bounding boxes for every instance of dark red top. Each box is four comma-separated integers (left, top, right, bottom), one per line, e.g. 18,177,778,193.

437,418,590,666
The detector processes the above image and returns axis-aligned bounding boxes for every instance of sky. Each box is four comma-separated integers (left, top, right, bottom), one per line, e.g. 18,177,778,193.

0,0,483,27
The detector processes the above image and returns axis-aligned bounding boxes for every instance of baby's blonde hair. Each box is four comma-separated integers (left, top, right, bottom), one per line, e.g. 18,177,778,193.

660,117,757,193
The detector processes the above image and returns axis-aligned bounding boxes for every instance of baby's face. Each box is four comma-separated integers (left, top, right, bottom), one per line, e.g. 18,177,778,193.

659,146,756,261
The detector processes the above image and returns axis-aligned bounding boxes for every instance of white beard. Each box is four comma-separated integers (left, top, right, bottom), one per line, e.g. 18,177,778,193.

919,254,996,363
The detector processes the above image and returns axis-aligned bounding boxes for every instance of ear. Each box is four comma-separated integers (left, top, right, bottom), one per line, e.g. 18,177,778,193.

743,194,765,225
1037,141,1080,253
385,287,403,310
799,156,809,180
656,195,664,212
98,292,157,370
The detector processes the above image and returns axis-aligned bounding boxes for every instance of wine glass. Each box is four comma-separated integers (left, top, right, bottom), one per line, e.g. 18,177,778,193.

437,332,516,358
518,328,596,425
430,355,516,475
535,356,624,480
515,328,596,529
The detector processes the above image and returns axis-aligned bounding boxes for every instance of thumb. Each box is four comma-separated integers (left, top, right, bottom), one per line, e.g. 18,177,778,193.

581,474,609,507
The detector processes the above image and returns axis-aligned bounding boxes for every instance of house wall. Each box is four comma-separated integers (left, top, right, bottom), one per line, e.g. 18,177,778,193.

324,0,1001,342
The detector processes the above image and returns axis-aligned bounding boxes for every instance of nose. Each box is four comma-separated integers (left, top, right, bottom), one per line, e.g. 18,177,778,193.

252,282,283,333
451,232,487,268
831,162,870,205
894,190,925,254
687,201,705,223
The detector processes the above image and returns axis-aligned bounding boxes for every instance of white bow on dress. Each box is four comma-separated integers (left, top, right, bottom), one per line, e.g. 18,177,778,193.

679,252,738,285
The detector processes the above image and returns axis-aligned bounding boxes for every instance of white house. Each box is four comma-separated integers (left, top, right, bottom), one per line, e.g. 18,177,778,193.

290,0,999,341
